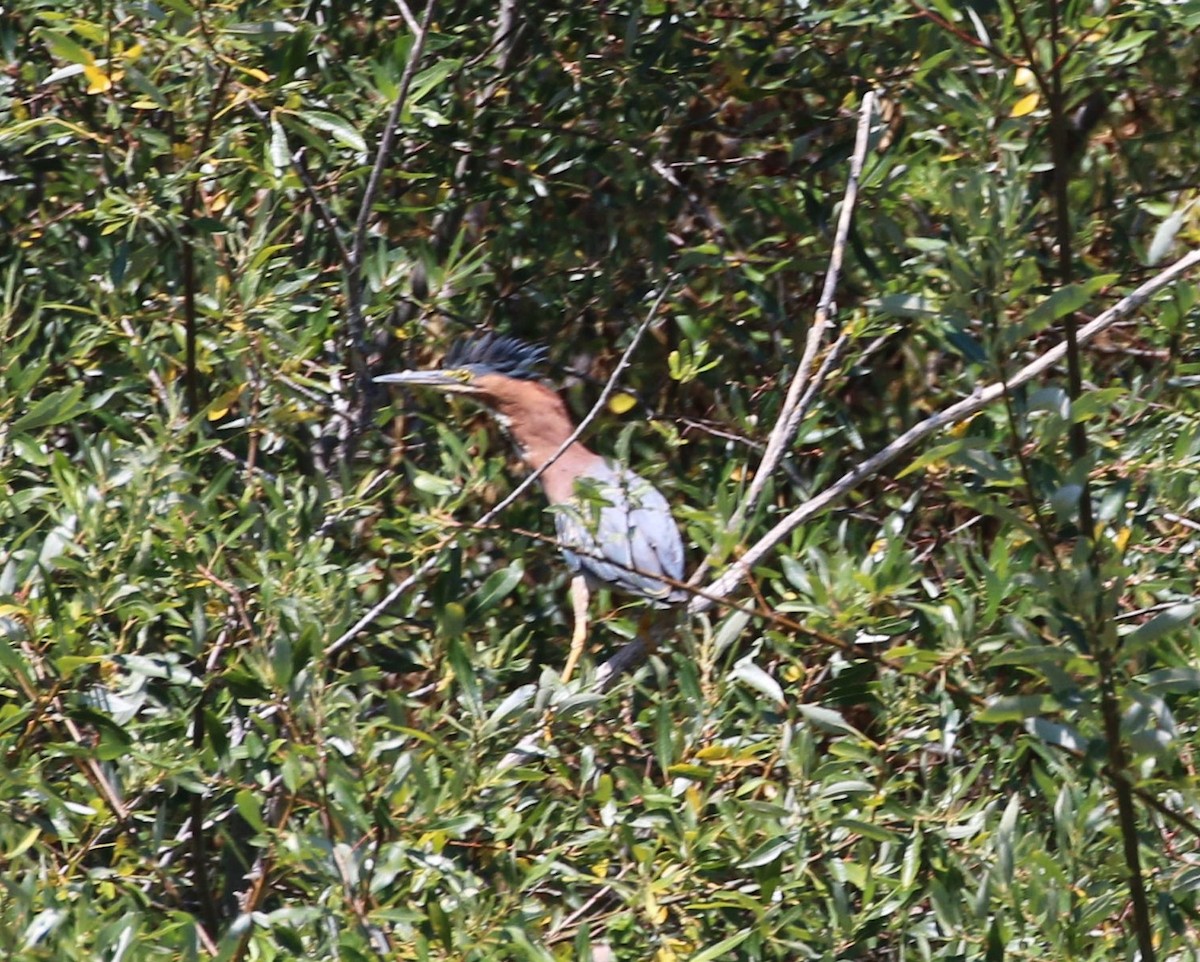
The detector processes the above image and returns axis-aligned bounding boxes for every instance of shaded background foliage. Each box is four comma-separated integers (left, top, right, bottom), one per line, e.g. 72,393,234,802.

1,0,1200,958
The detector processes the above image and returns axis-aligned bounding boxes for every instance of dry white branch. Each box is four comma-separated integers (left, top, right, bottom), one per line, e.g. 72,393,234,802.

734,91,877,526
693,247,1200,611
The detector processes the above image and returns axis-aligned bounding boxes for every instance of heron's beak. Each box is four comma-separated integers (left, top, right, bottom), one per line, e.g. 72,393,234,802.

374,370,478,394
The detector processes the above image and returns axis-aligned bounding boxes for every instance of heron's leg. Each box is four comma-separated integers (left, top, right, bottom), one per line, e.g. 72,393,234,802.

561,575,590,683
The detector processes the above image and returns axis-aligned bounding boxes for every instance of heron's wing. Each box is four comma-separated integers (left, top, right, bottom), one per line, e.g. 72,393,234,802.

623,473,685,585
551,463,685,603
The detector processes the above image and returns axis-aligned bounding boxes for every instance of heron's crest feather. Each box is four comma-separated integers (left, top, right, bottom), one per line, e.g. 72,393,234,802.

444,333,548,381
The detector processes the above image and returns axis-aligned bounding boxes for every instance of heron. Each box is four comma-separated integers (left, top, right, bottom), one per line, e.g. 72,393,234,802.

375,333,686,681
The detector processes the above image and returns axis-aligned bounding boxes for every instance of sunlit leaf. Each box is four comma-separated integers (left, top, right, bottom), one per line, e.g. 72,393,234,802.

1010,92,1040,116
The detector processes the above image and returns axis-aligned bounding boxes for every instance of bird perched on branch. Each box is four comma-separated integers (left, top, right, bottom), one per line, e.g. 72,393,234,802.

375,333,686,681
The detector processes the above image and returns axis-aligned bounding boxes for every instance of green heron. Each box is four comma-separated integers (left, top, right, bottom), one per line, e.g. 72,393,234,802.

376,333,686,681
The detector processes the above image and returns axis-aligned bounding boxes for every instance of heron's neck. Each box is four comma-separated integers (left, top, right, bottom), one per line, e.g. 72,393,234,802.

489,386,601,502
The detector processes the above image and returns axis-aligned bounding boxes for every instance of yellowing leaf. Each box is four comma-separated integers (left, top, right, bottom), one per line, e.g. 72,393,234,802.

207,384,246,421
1010,92,1040,117
1013,66,1035,88
122,43,143,61
608,392,637,415
949,414,977,437
644,887,668,925
83,63,113,94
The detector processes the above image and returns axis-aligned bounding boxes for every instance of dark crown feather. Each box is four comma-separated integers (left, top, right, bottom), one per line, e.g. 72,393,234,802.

443,333,548,381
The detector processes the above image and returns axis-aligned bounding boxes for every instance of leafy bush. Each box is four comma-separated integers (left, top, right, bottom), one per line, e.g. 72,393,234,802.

1,0,1198,958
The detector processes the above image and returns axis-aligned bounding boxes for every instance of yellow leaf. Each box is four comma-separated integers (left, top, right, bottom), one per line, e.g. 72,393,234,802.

1114,527,1131,552
644,887,667,926
1013,66,1035,88
83,63,112,94
608,392,637,415
244,67,271,83
207,384,246,421
1010,92,1040,117
949,415,975,437
122,43,143,61
130,99,159,110
592,859,609,878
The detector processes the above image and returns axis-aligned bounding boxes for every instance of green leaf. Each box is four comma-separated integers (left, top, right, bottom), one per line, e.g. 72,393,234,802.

483,684,535,733
39,29,94,65
1023,275,1117,330
1148,206,1187,265
731,657,785,705
12,384,85,432
797,703,861,736
405,59,462,110
235,790,268,834
975,695,1058,723
1124,604,1195,651
412,470,458,497
712,609,752,657
224,21,297,36
1026,717,1084,752
466,562,524,617
896,439,966,480
738,834,794,869
1143,667,1200,693
296,110,367,153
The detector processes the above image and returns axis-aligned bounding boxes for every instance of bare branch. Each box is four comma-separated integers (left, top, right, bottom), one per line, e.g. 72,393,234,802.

351,0,437,275
393,0,421,34
731,92,877,527
696,248,1200,611
598,248,1200,688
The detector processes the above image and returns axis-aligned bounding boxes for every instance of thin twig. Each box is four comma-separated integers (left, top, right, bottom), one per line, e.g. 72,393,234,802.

545,868,630,943
351,0,436,275
327,278,679,657
292,147,353,267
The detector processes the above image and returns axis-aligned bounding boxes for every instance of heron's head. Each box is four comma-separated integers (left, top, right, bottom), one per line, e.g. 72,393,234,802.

374,333,549,399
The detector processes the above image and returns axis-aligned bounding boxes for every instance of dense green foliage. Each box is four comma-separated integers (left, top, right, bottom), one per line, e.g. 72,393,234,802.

2,0,1200,958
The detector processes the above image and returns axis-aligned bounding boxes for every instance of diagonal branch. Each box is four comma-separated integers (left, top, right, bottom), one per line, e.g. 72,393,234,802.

342,0,437,372
599,249,1200,687
695,248,1200,611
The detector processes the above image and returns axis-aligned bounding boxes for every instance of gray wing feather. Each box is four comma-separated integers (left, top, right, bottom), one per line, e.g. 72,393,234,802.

552,462,685,605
